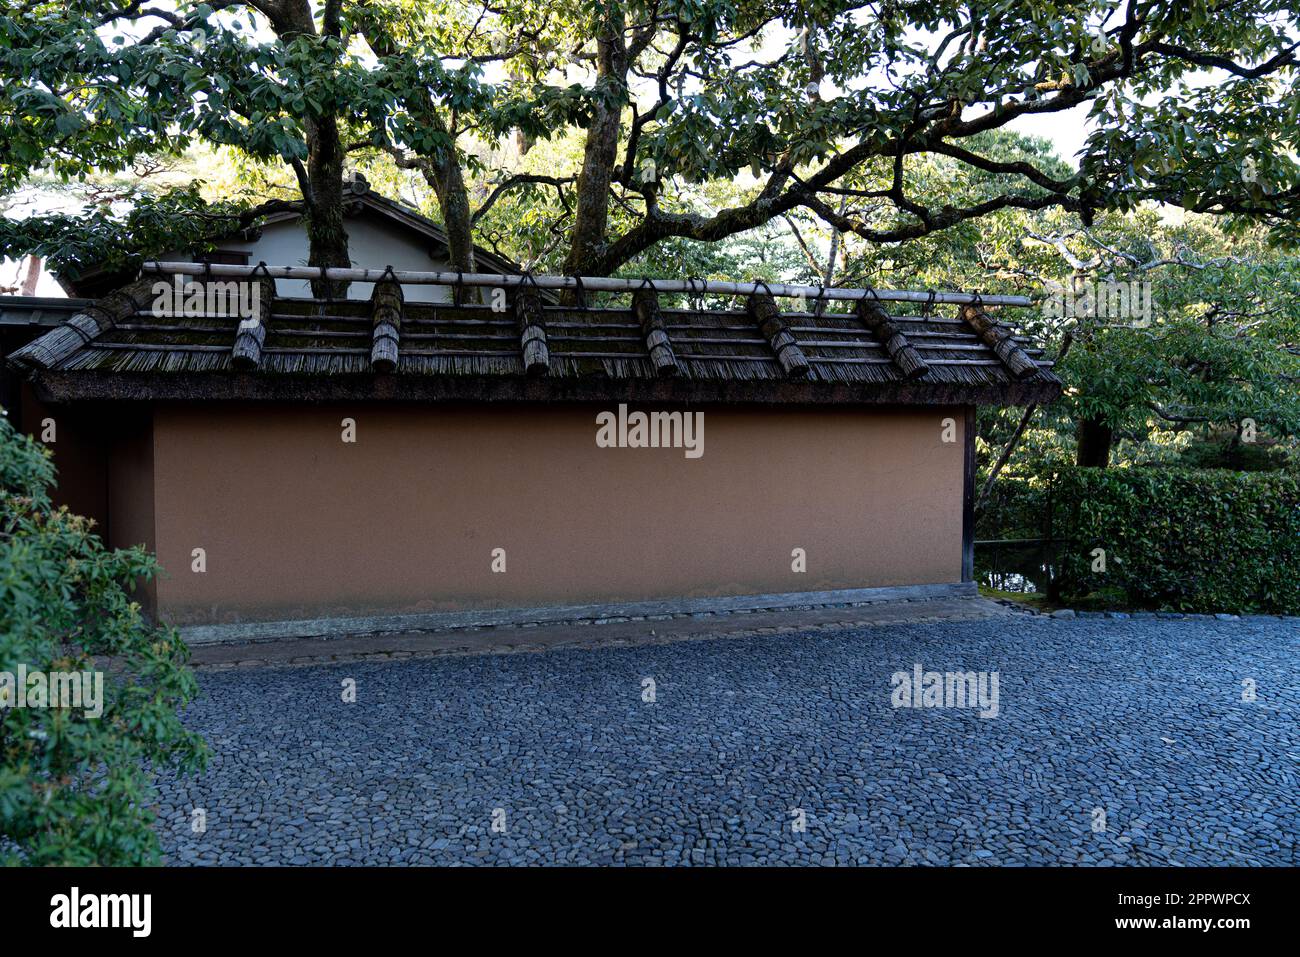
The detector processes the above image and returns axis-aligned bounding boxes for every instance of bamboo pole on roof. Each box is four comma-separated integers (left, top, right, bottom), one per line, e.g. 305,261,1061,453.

141,261,1034,308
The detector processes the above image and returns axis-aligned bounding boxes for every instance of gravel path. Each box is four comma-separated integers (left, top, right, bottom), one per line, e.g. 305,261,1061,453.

155,616,1299,865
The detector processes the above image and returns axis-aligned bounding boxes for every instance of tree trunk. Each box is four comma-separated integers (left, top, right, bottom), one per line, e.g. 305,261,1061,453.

1225,420,1245,470
304,114,351,299
271,1,349,299
360,23,474,295
1075,416,1114,467
20,255,40,296
561,7,628,295
976,403,1037,512
427,143,475,277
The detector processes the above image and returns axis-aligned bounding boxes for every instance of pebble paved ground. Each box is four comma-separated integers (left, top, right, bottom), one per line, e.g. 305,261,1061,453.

155,615,1298,865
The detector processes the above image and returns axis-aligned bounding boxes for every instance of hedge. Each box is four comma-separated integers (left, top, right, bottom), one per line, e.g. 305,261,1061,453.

1051,466,1300,615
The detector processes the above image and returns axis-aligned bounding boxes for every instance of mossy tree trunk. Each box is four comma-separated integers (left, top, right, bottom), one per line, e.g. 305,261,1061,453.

304,113,351,299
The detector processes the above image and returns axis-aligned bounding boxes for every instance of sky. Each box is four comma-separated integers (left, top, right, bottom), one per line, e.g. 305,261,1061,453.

1011,105,1093,164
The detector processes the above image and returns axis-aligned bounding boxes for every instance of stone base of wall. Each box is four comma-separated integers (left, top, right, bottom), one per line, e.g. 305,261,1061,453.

181,581,978,646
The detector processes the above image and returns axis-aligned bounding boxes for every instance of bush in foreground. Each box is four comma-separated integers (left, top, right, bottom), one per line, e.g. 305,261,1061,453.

0,412,206,865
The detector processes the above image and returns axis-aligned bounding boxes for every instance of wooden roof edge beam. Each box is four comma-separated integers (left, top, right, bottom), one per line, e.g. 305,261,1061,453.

854,298,931,380
746,291,810,378
369,278,404,373
231,276,277,371
10,276,157,370
631,289,681,378
958,304,1040,380
514,287,550,376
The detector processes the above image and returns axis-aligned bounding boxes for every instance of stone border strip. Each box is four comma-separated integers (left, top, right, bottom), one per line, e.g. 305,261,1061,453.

991,601,1296,623
180,581,979,646
187,594,1012,672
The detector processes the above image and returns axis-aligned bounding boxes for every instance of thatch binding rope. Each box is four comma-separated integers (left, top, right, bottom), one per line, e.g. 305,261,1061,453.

631,289,680,377
746,291,810,378
959,303,1039,380
11,277,156,370
369,277,404,373
514,287,549,375
854,298,931,380
231,276,277,370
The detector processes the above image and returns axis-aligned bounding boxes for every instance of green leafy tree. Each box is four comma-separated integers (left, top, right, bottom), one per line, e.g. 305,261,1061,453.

973,212,1300,468
3,1,1298,288
0,413,206,865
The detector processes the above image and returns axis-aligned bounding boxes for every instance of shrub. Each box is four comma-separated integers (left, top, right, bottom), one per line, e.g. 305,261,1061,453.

0,412,206,865
975,473,1054,542
1051,466,1300,615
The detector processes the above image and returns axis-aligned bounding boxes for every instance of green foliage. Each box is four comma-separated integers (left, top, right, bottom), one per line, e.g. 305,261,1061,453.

975,472,1055,544
0,413,206,865
0,183,258,278
5,1,1299,273
1051,466,1300,614
1052,216,1300,444
1176,436,1295,472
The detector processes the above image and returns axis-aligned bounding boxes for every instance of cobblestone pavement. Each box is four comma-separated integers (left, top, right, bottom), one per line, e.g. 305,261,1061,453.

155,615,1299,865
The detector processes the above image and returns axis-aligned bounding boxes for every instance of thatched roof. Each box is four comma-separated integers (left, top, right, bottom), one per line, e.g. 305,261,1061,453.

8,276,1062,407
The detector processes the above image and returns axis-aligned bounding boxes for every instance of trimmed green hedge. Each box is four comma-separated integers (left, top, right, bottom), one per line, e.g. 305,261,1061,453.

1052,467,1300,615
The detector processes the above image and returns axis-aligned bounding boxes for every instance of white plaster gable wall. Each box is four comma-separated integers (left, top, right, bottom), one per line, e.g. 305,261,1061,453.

162,214,475,302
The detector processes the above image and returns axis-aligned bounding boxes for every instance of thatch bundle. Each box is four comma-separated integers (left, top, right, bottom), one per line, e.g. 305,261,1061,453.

959,304,1039,380
855,298,931,380
369,278,404,373
745,291,810,378
514,288,550,376
231,276,276,370
632,289,680,377
11,277,157,370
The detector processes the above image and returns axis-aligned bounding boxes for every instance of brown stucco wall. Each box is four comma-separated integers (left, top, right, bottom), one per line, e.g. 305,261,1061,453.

146,403,967,625
19,384,108,530
105,408,157,615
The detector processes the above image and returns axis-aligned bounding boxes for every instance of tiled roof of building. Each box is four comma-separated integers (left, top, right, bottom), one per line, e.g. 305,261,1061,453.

0,295,89,328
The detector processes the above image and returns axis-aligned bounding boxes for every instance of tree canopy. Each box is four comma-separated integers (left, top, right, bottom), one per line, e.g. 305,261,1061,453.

2,0,1298,289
